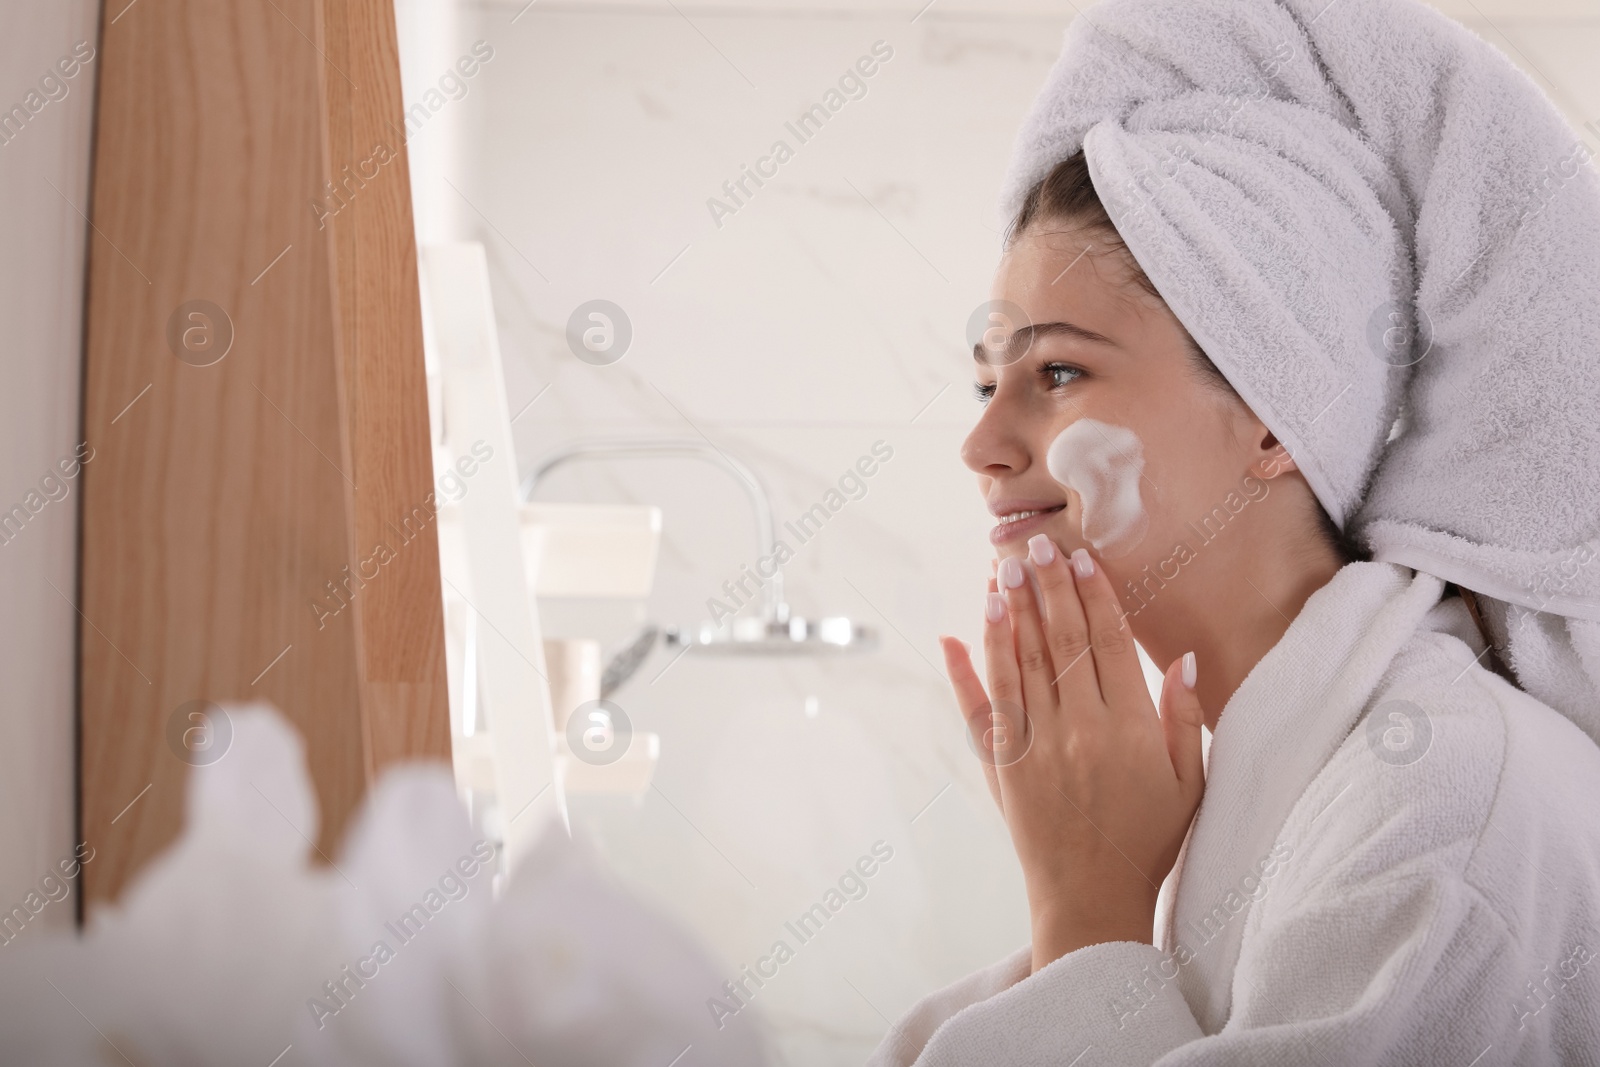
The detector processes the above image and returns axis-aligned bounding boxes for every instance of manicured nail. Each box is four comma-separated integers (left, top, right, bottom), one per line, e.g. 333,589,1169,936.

998,556,1025,590
1181,651,1197,689
985,592,1007,623
1070,548,1095,579
1027,534,1056,566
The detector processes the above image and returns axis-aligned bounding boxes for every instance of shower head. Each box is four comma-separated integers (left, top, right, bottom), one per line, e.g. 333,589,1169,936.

664,614,876,655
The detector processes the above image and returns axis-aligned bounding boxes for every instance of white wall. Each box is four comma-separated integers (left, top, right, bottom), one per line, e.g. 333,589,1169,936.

0,0,101,928
408,2,1600,1063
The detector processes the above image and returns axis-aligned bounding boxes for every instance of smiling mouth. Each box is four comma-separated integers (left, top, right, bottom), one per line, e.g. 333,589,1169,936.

996,504,1066,528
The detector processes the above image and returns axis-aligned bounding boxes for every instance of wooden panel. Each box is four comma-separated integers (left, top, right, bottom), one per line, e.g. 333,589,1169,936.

79,0,448,907
322,0,451,771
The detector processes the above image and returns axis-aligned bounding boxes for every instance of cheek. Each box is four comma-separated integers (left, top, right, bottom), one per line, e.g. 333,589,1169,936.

1044,419,1150,558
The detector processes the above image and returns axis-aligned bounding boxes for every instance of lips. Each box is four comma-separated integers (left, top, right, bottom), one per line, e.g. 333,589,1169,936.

995,506,1064,527
988,500,1068,546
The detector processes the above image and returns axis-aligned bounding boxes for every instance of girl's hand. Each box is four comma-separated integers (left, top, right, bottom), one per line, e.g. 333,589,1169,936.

939,534,1206,973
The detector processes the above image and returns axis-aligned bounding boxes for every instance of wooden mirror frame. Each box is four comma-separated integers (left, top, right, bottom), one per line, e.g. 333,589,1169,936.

78,0,449,907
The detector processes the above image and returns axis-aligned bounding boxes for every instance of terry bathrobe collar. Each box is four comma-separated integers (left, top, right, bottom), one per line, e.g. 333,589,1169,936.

1154,559,1452,1029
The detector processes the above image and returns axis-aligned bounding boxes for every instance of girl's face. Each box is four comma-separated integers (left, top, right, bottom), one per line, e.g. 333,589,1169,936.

962,223,1291,611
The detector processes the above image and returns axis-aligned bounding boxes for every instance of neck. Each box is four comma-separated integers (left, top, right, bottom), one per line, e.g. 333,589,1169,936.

1123,523,1346,732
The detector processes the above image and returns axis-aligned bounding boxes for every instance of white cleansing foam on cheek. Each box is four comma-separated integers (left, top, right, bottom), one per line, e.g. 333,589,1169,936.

1045,419,1150,559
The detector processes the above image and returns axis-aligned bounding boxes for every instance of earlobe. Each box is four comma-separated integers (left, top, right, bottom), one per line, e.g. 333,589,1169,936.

1255,432,1296,478
1260,449,1297,477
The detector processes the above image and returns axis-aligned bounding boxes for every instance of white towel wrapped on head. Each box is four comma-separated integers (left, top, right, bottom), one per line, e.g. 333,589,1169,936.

999,0,1600,742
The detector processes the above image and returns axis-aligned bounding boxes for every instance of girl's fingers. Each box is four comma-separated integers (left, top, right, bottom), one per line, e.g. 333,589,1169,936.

1158,651,1207,802
1024,534,1100,710
940,635,1003,811
981,579,1030,772
997,554,1060,726
941,633,990,719
1067,547,1149,712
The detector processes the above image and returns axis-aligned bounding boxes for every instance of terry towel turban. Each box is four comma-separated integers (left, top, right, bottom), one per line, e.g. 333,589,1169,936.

998,0,1600,743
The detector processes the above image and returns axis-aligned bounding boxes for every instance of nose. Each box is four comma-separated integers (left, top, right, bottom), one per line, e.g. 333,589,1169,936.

960,390,1033,478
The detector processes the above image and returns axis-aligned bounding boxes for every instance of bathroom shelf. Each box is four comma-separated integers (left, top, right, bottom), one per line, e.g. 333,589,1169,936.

454,730,660,797
521,502,661,599
556,733,661,796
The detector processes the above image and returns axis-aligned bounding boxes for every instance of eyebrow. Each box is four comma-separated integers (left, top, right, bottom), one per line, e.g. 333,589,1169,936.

972,320,1119,365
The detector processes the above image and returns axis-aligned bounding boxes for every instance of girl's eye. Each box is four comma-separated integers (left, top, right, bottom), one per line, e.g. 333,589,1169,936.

974,364,1082,405
1041,362,1084,389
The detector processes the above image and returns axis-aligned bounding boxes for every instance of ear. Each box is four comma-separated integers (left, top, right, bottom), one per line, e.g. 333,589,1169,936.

1247,425,1298,480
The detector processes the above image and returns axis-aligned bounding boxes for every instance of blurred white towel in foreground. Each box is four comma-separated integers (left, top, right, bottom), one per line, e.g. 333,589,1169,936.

1000,0,1600,742
0,706,767,1067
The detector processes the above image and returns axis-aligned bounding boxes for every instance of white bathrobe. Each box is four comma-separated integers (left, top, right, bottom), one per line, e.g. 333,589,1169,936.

870,561,1600,1066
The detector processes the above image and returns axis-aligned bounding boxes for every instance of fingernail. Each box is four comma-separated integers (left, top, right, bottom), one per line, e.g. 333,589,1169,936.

1027,534,1056,566
1070,548,1095,579
942,635,973,656
1181,651,1197,689
998,556,1025,590
985,592,1007,623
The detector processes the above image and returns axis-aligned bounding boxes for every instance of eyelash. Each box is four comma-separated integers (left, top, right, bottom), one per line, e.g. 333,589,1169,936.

973,362,1084,404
